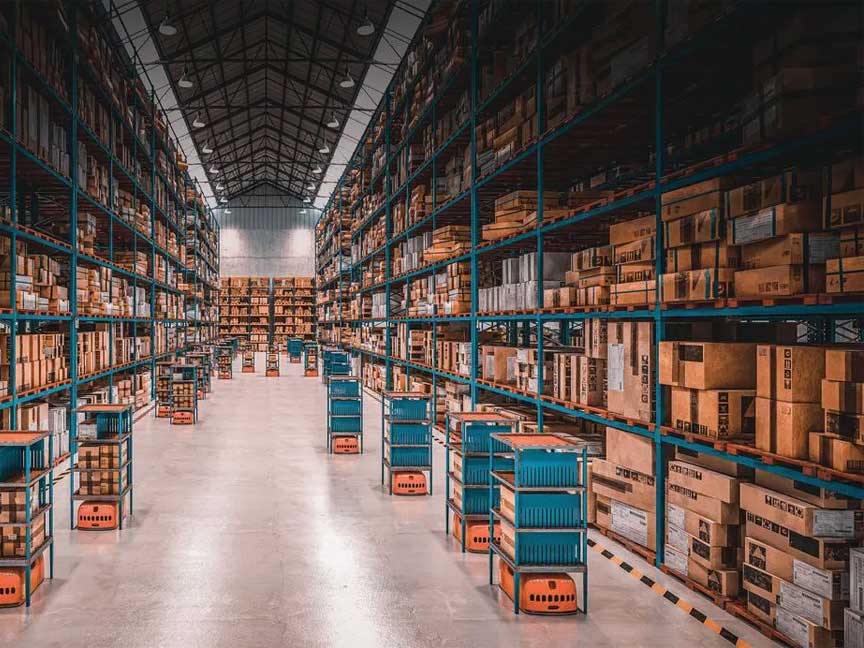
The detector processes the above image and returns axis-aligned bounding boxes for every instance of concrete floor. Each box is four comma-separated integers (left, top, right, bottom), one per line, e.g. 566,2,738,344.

0,354,778,647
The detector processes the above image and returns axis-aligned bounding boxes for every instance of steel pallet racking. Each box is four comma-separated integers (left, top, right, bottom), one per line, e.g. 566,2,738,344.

0,2,219,477
170,365,198,424
0,430,54,607
315,0,864,578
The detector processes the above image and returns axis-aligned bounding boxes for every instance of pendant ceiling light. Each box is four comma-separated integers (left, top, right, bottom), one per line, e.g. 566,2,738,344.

209,165,219,174
192,113,205,128
326,113,340,129
318,143,330,154
202,142,213,154
339,69,355,89
177,67,193,89
158,15,177,36
313,164,322,175
357,14,374,37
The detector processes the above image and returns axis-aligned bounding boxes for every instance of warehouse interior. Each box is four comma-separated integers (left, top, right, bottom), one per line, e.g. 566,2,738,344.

0,1,863,647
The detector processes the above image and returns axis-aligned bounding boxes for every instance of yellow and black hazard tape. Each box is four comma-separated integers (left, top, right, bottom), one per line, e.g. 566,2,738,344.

587,538,751,648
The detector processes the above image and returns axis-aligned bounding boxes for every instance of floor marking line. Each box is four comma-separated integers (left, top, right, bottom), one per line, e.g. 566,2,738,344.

587,538,749,648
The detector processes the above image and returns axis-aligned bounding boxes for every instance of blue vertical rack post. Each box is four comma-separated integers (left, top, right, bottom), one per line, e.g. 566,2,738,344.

382,391,433,495
71,404,133,531
445,412,515,553
327,375,363,454
0,431,54,607
488,433,589,616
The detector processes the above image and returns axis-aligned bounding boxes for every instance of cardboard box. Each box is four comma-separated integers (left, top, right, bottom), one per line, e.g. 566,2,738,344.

743,561,785,602
663,209,724,247
740,232,839,270
755,398,822,460
660,267,735,302
670,387,755,438
606,321,654,422
746,589,777,626
665,241,738,273
824,410,864,444
845,609,864,648
825,349,864,382
609,499,656,550
851,547,864,613
734,264,825,298
756,344,826,403
610,279,655,305
809,434,864,475
668,460,740,504
828,188,864,229
590,459,656,512
688,534,740,570
740,483,859,538
662,178,731,222
827,255,864,293
668,503,738,547
779,580,845,630
755,471,859,510
686,558,739,598
609,214,656,246
605,426,654,476
776,607,843,648
727,170,821,219
666,483,739,524
821,379,864,414
659,341,756,390
746,536,794,581
745,516,855,571
674,446,754,479
728,203,823,246
613,236,654,266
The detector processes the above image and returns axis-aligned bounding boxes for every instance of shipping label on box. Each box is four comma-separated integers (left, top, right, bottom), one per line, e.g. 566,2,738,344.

779,580,845,630
793,559,849,601
611,499,653,549
665,543,689,575
666,523,689,553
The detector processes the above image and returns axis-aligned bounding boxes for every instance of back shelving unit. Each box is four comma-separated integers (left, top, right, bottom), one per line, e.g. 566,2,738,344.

0,2,219,478
314,0,864,633
218,277,317,351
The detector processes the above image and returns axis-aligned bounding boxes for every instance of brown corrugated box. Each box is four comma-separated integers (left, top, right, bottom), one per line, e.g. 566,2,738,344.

728,203,823,246
667,502,739,547
609,214,656,246
606,321,654,422
674,446,754,478
809,433,864,475
686,558,739,598
734,264,826,298
663,209,724,247
660,268,735,302
746,589,777,626
670,387,755,438
688,534,741,570
756,344,826,402
727,170,821,219
755,397,822,459
610,279,655,306
661,178,733,222
827,255,864,293
743,561,785,603
659,341,756,390
668,460,740,504
740,483,860,538
739,232,839,270
826,349,864,382
824,410,864,444
755,470,860,510
744,515,854,571
821,379,864,414
827,188,864,229
665,241,738,272
666,483,739,524
746,536,794,581
605,426,654,476
590,459,655,511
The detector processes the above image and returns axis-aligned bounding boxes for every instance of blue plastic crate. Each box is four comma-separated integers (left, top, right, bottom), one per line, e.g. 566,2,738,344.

502,525,585,566
501,489,584,528
389,398,428,421
456,421,511,453
514,450,582,488
330,416,362,433
388,422,430,445
388,446,430,467
455,484,500,515
329,380,360,397
331,399,362,416
455,455,513,485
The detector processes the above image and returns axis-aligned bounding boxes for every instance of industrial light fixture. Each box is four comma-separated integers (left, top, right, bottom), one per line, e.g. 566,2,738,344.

220,197,228,204
202,142,213,154
339,69,355,89
209,165,219,174
313,164,322,175
357,12,375,36
158,15,177,37
299,209,307,214
224,209,232,214
326,113,340,129
215,183,224,190
192,113,205,128
318,143,330,154
303,197,312,204
177,68,193,89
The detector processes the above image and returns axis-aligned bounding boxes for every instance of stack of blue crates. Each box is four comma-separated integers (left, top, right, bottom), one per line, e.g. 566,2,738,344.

323,349,351,382
445,412,515,552
382,392,432,495
326,376,362,453
489,433,589,614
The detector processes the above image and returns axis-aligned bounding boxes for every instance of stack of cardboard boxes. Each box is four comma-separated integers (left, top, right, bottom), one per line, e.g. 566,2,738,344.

77,328,110,377
592,427,657,553
816,349,864,474
660,341,757,440
0,333,68,393
0,238,69,312
610,215,656,306
552,319,607,408
481,191,550,242
607,321,655,423
741,479,858,646
756,345,824,459
826,157,864,294
665,450,746,599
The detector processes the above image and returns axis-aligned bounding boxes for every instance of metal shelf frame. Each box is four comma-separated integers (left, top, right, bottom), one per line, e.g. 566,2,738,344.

316,0,864,575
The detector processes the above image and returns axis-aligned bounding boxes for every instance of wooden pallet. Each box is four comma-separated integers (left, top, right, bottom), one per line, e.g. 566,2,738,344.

659,426,754,453
725,442,864,487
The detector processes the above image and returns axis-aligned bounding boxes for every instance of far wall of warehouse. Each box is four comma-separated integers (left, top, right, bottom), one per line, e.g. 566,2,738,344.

215,183,319,277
